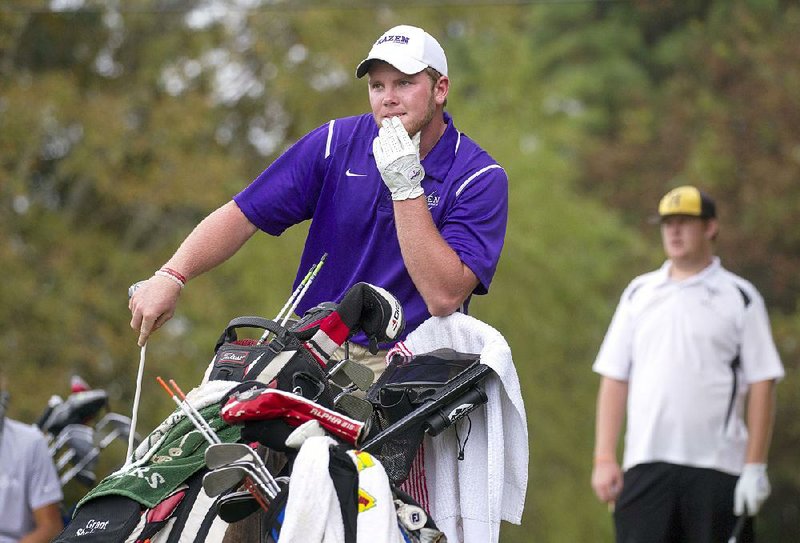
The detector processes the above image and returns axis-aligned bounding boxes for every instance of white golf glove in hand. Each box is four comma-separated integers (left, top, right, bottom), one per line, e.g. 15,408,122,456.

372,116,425,201
734,463,771,516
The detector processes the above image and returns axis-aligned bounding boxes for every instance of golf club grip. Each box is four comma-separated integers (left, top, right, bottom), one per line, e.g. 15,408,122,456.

422,384,487,437
0,391,9,448
360,363,494,452
728,514,748,543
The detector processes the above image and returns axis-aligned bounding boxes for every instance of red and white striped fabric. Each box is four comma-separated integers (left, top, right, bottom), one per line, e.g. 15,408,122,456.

399,442,430,514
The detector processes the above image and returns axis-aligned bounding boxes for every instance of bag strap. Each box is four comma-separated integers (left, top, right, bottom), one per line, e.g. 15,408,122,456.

214,316,287,353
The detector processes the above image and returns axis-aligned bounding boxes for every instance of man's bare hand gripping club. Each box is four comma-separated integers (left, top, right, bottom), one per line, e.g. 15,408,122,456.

129,201,257,346
129,275,183,347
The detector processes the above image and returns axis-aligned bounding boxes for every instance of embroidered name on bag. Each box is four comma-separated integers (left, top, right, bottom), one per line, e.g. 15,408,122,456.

76,519,110,536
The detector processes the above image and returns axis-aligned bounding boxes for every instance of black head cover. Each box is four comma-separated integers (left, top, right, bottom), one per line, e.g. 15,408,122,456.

337,282,405,354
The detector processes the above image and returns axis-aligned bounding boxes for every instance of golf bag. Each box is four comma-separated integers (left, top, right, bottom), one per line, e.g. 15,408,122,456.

38,376,138,489
361,348,494,485
55,281,406,543
217,346,495,543
54,384,239,543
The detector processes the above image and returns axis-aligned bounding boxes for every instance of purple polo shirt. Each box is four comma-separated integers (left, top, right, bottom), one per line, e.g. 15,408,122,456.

234,112,507,346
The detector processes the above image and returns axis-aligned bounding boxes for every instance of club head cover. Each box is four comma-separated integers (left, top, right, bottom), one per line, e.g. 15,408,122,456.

221,388,364,445
290,284,404,364
337,282,405,354
220,380,269,408
240,419,296,453
289,302,339,341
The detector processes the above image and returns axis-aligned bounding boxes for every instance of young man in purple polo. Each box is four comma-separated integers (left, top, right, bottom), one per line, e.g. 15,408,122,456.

129,24,508,374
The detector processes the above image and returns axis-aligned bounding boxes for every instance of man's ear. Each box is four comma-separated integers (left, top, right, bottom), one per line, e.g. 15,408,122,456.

434,75,449,106
705,218,720,241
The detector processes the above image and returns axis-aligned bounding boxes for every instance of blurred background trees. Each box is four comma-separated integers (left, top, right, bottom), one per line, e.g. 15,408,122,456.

1,0,797,540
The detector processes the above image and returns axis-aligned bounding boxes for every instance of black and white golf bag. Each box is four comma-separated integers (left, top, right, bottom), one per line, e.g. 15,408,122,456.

54,281,409,542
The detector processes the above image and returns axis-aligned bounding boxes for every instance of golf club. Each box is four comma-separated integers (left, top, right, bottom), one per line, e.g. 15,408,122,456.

126,342,147,464
52,424,94,468
216,490,262,523
59,413,136,485
333,389,374,423
257,253,328,345
327,357,375,392
156,377,219,445
280,253,327,328
169,379,223,441
202,463,272,499
50,423,92,457
205,442,280,495
51,424,98,486
728,513,748,543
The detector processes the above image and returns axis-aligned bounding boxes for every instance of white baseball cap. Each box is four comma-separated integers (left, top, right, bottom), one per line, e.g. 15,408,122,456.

356,25,448,79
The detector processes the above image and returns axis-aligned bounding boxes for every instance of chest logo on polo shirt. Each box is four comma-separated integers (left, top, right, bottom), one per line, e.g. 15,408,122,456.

345,168,367,177
426,190,440,210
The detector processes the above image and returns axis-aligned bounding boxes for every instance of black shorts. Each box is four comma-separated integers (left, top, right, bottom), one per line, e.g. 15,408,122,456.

613,462,754,543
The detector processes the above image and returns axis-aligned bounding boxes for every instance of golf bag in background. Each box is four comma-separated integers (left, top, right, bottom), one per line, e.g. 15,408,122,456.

55,282,406,543
37,378,108,437
37,376,138,489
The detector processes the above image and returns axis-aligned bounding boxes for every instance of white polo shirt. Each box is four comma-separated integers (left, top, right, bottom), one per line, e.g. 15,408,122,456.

0,419,63,542
593,257,784,475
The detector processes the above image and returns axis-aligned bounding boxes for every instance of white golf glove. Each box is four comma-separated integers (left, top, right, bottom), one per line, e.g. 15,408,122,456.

734,463,771,516
372,116,425,201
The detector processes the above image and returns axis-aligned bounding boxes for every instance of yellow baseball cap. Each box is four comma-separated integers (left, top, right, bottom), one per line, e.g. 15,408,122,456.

657,185,716,220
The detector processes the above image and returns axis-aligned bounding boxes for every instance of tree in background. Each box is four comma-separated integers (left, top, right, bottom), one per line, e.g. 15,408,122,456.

1,1,797,540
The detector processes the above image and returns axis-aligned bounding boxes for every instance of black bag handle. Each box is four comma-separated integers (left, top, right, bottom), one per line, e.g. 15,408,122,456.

214,316,288,353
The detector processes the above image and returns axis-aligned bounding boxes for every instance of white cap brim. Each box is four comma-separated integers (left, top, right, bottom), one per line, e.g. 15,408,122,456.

356,54,429,78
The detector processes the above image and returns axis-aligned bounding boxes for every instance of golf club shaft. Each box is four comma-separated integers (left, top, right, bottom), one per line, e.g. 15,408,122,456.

206,443,281,496
125,343,147,464
275,263,317,322
168,379,222,444
60,446,101,485
728,514,748,543
257,252,327,345
281,253,327,327
243,476,271,511
157,377,218,445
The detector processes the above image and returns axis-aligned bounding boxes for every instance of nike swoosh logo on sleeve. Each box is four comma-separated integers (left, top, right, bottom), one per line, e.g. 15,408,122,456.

345,169,368,177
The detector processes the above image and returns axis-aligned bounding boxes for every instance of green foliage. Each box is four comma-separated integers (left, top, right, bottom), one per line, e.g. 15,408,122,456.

1,1,799,541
